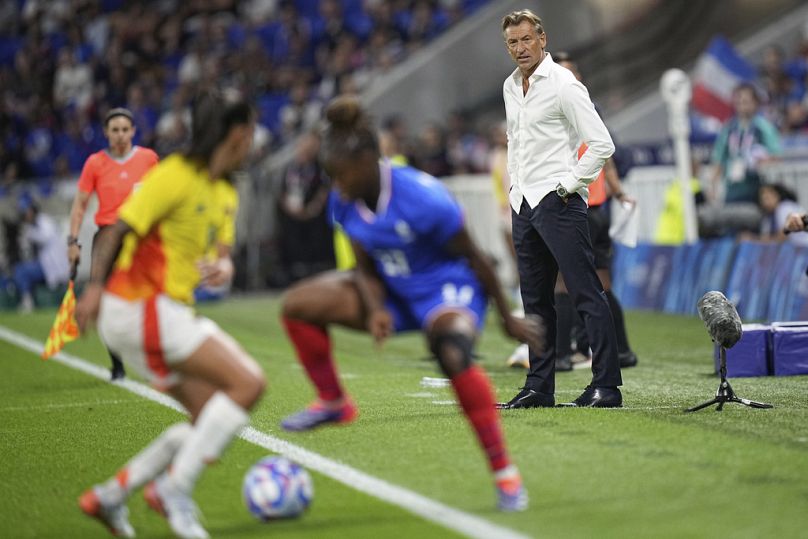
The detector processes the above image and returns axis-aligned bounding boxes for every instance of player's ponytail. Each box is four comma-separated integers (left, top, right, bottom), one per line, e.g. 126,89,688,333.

321,95,379,163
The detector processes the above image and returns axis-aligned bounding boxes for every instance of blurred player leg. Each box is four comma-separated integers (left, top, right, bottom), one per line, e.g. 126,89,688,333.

431,313,528,512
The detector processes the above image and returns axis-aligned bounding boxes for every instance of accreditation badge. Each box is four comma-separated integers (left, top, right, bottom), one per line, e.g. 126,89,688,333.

728,158,746,183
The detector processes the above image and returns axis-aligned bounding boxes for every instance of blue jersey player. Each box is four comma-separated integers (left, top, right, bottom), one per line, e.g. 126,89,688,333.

279,96,542,512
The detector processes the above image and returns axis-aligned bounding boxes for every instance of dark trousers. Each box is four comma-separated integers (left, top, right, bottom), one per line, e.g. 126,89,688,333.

512,193,622,395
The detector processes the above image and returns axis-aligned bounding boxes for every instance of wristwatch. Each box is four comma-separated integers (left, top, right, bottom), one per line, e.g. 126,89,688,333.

556,183,569,199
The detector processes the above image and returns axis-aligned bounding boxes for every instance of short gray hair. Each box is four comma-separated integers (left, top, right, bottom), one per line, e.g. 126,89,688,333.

501,9,544,36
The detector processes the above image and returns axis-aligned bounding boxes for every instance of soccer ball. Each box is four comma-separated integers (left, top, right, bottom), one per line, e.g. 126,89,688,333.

243,456,313,520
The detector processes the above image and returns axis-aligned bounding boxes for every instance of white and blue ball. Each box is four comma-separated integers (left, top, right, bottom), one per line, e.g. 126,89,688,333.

243,456,313,520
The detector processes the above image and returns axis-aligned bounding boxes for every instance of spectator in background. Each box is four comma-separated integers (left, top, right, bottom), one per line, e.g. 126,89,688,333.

446,111,489,174
756,183,808,247
277,131,334,284
13,195,70,313
759,45,792,129
379,116,410,166
53,48,93,113
414,123,451,178
279,81,322,141
708,83,781,235
155,91,191,156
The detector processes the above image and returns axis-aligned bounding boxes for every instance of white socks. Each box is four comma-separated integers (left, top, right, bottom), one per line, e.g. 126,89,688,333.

98,422,192,506
167,392,249,494
494,464,520,482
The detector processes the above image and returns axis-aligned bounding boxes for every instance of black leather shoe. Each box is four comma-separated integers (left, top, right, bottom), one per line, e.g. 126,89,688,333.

496,388,555,409
555,355,573,372
565,385,622,408
619,351,638,368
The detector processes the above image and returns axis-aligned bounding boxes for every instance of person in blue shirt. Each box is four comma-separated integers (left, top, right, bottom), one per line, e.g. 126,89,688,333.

279,96,542,512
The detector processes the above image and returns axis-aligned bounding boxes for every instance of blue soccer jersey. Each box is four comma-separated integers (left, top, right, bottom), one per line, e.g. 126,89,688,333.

329,162,486,331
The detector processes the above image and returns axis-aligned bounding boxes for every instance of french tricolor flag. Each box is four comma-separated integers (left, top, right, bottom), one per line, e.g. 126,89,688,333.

692,36,757,122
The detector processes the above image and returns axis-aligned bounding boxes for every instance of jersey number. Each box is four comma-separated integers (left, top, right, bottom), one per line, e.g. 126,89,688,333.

442,283,474,305
377,250,411,277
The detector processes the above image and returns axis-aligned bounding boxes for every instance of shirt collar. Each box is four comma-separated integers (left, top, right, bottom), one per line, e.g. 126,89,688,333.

510,51,554,85
356,159,392,223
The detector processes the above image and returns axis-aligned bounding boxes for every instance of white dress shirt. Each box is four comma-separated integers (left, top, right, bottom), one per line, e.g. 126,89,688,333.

503,52,615,211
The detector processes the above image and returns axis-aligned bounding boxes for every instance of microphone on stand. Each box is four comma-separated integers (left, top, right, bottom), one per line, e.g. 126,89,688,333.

697,291,742,349
686,291,772,412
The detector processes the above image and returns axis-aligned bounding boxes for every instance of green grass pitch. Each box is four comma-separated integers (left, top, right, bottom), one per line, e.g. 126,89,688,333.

1,294,807,538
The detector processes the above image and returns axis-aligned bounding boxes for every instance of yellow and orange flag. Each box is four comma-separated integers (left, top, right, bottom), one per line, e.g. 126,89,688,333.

42,280,80,359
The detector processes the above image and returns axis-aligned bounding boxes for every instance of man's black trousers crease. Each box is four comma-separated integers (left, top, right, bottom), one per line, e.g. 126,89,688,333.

512,193,622,395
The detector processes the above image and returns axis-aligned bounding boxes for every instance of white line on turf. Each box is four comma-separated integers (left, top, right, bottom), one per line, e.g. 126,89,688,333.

0,399,135,412
0,325,531,539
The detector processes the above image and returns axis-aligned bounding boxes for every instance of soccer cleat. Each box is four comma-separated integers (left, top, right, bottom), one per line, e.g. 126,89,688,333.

281,400,358,432
496,475,528,512
110,362,126,381
144,477,209,539
79,487,136,538
505,343,529,369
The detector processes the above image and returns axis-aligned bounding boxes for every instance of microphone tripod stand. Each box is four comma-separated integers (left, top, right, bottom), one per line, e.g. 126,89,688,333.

686,347,773,412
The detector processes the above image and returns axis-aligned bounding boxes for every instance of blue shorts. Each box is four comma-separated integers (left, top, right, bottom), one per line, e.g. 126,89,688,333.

385,279,487,333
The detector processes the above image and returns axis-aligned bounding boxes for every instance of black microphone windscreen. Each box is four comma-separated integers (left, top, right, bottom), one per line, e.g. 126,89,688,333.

697,291,743,349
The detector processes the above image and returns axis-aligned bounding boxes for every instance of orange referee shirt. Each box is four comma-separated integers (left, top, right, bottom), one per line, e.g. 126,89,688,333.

77,146,159,226
579,143,607,207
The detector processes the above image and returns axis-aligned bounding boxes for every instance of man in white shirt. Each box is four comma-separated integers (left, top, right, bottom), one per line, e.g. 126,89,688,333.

497,9,622,409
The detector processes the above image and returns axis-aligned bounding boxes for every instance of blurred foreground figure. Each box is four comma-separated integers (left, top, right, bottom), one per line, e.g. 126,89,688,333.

280,96,542,512
75,92,265,539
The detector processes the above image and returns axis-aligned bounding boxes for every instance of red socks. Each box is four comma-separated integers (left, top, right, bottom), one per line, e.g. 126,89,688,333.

451,366,510,472
283,317,344,402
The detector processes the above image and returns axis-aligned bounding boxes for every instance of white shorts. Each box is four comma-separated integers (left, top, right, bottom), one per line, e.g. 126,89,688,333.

98,292,218,390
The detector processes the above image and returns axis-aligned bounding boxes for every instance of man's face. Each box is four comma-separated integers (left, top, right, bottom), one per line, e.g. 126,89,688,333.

504,21,545,73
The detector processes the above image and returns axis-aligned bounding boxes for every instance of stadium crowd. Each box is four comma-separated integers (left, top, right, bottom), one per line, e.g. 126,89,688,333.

4,1,808,305
4,1,808,187
0,0,491,185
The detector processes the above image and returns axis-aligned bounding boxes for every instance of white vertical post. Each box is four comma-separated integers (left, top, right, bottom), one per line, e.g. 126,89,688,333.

660,68,698,244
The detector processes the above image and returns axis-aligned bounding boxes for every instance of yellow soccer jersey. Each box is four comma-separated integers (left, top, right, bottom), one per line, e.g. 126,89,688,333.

209,179,239,259
107,154,218,304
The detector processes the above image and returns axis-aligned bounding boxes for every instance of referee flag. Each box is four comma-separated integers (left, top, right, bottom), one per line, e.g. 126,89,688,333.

41,280,79,359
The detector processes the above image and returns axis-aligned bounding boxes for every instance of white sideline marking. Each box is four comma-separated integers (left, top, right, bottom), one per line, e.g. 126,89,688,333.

1,399,134,412
0,325,531,539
